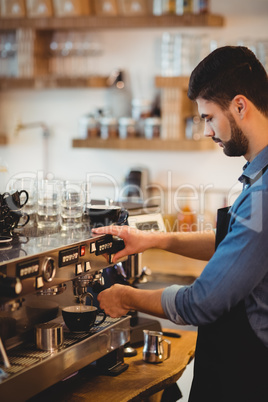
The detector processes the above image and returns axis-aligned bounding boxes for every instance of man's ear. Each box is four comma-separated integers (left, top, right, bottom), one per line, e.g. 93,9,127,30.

231,95,247,120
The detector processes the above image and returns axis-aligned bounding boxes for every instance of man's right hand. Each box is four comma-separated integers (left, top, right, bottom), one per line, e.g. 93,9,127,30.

91,225,152,263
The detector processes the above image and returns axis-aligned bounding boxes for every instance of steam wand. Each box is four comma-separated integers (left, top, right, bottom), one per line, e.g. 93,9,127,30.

0,337,10,369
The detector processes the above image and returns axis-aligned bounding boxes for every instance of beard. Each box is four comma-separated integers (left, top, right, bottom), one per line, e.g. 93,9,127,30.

220,113,249,157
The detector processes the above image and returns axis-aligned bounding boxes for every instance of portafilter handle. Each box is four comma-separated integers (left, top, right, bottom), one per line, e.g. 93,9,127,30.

79,292,94,306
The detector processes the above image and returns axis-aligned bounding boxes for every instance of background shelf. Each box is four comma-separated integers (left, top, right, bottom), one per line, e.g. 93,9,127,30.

0,14,224,30
72,137,215,151
0,76,109,90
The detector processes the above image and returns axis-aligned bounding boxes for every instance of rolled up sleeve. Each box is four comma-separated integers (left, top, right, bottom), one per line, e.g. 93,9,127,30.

161,285,188,325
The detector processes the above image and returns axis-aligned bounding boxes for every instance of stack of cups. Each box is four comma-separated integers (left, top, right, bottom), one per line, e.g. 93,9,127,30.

7,174,37,227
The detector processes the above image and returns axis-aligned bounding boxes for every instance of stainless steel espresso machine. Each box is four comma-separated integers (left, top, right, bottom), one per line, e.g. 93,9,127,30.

0,228,130,402
0,200,166,401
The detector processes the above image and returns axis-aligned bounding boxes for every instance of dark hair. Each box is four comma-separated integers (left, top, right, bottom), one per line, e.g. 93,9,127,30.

188,46,268,117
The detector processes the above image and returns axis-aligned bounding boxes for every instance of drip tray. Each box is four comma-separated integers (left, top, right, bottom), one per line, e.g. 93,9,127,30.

0,315,130,402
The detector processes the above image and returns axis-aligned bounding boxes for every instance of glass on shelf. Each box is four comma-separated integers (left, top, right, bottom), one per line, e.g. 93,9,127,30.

0,29,36,78
48,31,103,77
0,31,17,77
160,32,210,77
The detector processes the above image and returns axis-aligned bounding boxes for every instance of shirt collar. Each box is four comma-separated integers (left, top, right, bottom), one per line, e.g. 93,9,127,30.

239,146,268,187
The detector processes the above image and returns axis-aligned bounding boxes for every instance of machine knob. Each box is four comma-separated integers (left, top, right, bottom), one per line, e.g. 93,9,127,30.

42,257,56,282
0,276,22,297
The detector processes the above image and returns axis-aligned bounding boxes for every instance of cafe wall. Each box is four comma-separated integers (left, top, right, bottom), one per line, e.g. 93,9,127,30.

0,0,268,218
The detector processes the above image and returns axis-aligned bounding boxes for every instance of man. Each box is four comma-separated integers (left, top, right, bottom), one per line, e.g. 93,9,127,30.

92,47,268,401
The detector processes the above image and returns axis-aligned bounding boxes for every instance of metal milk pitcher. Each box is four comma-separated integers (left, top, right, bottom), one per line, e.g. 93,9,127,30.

143,330,171,364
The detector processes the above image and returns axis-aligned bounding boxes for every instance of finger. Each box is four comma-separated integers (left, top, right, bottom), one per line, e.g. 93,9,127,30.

112,249,128,263
92,225,123,236
91,226,113,235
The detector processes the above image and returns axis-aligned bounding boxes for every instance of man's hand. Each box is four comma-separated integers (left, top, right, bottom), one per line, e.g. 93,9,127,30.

92,225,153,263
97,284,129,318
97,284,166,319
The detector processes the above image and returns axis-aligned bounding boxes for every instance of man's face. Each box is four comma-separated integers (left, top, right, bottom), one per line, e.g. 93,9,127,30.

196,98,249,157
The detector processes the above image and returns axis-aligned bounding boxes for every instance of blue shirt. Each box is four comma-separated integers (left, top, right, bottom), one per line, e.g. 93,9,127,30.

162,146,268,347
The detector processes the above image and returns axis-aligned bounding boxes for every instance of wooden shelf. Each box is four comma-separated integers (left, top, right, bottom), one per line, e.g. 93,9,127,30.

0,13,223,150
0,76,109,90
155,76,190,89
72,137,215,151
0,14,223,90
0,13,224,30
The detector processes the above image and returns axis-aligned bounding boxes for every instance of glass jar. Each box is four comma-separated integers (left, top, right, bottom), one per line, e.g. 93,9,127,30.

118,117,137,139
78,115,99,139
162,0,176,14
144,117,162,139
131,98,152,120
199,0,210,13
153,0,162,15
100,117,118,139
182,0,193,13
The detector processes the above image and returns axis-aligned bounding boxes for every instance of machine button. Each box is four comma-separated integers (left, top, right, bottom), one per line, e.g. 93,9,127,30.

36,276,44,289
76,263,83,275
85,261,91,272
80,245,86,257
90,243,96,253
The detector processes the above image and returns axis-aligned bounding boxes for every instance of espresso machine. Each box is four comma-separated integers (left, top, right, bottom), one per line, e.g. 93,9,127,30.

0,197,166,401
0,228,131,402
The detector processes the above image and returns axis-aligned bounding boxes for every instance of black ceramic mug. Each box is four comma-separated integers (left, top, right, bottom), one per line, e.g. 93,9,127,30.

62,305,106,332
85,205,129,228
3,190,29,211
0,190,29,235
0,211,29,236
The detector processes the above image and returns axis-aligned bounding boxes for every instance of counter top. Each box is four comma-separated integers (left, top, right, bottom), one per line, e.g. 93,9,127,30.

30,329,197,402
142,249,207,278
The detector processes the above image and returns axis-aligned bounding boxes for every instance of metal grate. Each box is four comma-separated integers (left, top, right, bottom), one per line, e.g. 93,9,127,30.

0,316,121,378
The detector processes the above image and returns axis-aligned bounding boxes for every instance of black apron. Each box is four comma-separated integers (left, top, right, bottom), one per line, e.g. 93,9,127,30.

189,207,268,402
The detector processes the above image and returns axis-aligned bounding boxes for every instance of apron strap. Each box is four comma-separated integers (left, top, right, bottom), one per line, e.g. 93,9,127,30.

215,206,231,250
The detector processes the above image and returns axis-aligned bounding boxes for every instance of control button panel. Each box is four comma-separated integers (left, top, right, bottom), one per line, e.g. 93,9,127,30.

95,238,114,255
59,247,79,267
16,259,39,279
95,235,125,256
